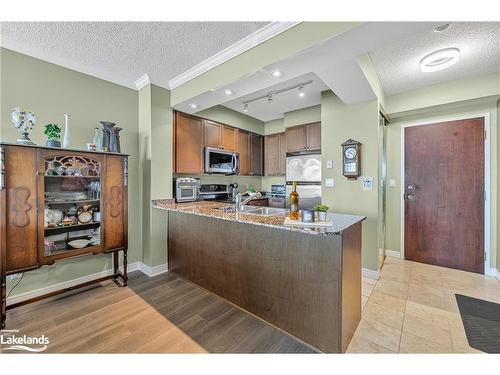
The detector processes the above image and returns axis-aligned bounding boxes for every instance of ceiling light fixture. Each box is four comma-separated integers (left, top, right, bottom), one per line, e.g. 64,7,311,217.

224,89,233,95
271,70,283,78
241,79,313,110
189,103,198,109
420,48,460,72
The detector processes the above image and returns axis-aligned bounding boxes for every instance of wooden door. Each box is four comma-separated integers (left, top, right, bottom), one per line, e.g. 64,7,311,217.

174,112,204,174
404,118,484,273
306,122,321,151
204,120,221,149
278,132,287,175
1,146,38,273
264,134,279,176
250,134,263,176
221,125,237,151
103,155,128,251
237,130,250,175
286,125,307,152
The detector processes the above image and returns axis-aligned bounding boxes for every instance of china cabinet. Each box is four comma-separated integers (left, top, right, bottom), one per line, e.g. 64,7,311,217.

0,142,128,329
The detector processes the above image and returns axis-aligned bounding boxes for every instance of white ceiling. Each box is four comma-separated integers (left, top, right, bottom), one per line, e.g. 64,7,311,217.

179,22,440,117
369,22,500,95
0,21,268,89
223,73,328,122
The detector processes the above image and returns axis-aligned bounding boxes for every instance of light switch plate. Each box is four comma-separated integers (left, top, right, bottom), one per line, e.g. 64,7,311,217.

362,176,374,191
325,178,335,187
326,160,333,169
389,179,396,187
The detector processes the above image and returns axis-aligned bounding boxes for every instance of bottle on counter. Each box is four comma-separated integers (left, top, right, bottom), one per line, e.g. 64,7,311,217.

288,181,300,220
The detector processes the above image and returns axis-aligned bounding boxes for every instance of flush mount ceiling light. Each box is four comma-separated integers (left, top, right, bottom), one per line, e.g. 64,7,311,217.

420,48,460,72
298,86,305,98
224,89,233,95
271,70,283,78
189,103,198,109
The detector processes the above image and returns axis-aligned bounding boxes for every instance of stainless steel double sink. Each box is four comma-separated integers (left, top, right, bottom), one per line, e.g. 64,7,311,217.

218,205,288,216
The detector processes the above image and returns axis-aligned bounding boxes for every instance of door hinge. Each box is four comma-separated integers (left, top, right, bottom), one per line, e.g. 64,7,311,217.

484,130,487,140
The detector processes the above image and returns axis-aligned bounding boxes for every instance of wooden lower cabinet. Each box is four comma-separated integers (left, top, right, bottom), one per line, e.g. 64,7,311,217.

0,144,129,329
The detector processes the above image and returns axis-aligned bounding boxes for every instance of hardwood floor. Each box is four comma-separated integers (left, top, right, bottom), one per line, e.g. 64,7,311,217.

2,271,317,353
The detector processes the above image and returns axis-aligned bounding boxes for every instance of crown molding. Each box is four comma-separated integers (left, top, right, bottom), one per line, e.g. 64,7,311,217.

167,21,301,90
135,73,151,90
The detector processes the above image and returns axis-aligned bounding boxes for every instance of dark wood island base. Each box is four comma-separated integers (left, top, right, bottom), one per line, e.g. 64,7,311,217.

166,208,363,353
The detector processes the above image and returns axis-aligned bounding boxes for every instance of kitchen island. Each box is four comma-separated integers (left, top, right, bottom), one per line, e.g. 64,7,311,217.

153,200,365,353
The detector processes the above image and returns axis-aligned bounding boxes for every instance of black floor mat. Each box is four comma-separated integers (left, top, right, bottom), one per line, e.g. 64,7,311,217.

455,294,500,353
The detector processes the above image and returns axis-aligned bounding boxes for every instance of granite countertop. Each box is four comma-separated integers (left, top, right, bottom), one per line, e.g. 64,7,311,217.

152,199,366,236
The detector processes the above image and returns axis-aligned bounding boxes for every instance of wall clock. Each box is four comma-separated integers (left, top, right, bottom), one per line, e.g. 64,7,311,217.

341,139,362,179
77,204,94,224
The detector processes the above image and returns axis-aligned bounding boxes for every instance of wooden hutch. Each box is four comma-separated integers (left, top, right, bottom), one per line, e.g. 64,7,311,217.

0,142,128,329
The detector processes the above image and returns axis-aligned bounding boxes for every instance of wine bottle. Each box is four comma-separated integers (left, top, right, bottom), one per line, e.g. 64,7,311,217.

288,181,300,220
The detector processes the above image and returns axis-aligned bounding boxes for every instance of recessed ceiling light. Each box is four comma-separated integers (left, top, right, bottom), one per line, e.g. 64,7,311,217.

224,89,233,95
420,48,460,72
189,103,198,109
298,86,305,98
271,70,283,77
434,24,450,32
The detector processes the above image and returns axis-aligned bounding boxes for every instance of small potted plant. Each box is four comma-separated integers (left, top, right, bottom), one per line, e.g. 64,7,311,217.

44,123,62,148
313,203,329,221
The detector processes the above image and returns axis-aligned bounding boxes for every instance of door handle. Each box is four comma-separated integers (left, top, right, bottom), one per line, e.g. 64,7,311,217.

406,194,417,201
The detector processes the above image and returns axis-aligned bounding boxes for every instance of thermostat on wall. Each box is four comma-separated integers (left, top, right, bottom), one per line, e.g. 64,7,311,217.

362,176,373,191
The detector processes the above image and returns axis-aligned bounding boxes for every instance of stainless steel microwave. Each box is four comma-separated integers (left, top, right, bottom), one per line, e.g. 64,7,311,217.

204,147,239,175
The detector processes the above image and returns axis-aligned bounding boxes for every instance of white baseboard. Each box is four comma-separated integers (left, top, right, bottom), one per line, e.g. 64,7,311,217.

496,269,500,282
362,268,380,280
138,262,169,277
485,267,500,279
384,249,402,259
7,261,167,306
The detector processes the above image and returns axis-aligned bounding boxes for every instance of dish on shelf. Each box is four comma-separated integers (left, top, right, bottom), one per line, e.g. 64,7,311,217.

68,239,91,249
44,208,63,227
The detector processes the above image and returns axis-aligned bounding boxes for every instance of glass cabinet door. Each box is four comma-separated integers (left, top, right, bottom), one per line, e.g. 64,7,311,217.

43,154,103,256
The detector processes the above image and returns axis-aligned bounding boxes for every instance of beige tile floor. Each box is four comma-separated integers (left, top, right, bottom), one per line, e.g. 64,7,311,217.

348,256,500,353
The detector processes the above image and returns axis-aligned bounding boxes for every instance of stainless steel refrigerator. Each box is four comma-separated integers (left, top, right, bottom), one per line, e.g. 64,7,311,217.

285,154,322,209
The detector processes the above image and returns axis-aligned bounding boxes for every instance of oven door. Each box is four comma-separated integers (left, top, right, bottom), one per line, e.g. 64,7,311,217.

205,147,238,174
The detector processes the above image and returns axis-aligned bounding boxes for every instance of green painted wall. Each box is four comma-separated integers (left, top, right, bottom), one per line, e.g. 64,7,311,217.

0,48,141,295
497,98,500,271
321,91,380,271
385,94,499,273
263,118,285,136
138,84,172,267
170,22,360,106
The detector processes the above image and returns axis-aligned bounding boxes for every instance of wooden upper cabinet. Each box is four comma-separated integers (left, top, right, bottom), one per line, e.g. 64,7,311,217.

204,120,237,151
278,132,287,176
1,146,38,273
221,125,237,151
204,120,221,149
174,112,204,174
286,125,307,152
306,122,321,151
264,134,279,176
237,130,250,176
285,122,321,153
249,133,263,176
104,155,127,251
